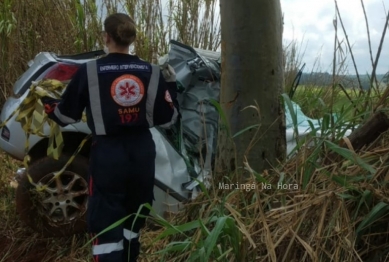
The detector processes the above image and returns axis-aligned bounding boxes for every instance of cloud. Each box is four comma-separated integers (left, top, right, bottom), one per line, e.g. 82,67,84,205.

282,0,389,74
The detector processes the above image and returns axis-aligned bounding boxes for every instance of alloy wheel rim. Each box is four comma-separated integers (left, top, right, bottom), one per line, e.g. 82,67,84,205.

37,171,88,224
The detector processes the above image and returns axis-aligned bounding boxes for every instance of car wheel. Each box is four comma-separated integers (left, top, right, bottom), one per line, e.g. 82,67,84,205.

16,155,89,237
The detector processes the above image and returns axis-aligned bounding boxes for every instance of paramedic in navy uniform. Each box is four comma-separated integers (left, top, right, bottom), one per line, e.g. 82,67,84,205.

41,13,179,262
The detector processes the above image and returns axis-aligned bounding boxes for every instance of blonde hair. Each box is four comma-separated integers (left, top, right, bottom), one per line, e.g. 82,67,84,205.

104,13,136,46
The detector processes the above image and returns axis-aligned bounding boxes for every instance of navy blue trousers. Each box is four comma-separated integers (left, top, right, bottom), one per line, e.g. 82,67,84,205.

87,131,155,262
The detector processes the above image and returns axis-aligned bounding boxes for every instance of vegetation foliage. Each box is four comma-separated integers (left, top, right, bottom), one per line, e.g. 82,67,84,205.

0,0,389,261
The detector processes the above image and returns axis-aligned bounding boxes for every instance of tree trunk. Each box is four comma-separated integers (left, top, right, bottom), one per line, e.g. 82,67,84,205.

218,0,286,174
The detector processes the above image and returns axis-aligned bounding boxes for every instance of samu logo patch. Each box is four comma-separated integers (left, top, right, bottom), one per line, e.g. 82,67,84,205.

111,74,145,107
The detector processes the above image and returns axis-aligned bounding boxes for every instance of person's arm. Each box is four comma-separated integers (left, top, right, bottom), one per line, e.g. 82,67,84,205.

162,64,180,112
41,64,88,127
153,64,180,128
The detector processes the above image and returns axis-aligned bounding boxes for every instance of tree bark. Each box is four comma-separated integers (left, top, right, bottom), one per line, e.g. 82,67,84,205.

326,111,389,164
218,0,286,174
346,111,389,151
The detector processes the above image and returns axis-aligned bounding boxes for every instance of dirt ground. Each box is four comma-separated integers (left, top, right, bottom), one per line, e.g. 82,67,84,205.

0,151,162,262
0,152,91,262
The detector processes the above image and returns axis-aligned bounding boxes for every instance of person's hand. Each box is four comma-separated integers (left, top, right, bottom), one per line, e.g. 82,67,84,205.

40,96,59,114
161,64,176,82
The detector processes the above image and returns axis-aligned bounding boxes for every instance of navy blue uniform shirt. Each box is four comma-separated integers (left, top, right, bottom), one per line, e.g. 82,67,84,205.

43,53,179,136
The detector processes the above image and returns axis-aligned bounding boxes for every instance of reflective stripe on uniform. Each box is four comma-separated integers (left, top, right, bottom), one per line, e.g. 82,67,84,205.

53,106,77,124
159,106,179,129
124,229,139,240
146,64,160,127
92,240,124,255
87,60,107,135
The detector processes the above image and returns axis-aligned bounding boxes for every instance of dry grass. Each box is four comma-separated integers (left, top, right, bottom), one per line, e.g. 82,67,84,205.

138,130,389,262
1,128,389,261
1,0,389,261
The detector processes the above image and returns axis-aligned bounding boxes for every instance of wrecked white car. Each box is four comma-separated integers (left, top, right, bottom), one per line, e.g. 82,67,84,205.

0,40,321,237
0,41,223,236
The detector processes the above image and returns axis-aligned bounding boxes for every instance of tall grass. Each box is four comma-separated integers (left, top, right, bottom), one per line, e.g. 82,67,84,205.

0,0,220,107
0,0,97,105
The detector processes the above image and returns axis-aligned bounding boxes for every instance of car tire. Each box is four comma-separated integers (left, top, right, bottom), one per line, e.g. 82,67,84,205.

16,154,89,237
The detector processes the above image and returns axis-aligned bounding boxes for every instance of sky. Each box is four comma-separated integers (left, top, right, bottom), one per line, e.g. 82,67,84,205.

281,0,389,74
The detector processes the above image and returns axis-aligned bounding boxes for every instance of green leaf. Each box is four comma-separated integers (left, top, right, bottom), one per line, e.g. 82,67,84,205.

318,97,326,108
209,99,230,137
353,190,372,221
282,93,299,139
153,216,218,243
189,247,206,262
307,120,319,137
83,203,152,247
6,23,13,35
324,140,375,174
345,174,374,183
328,174,350,188
154,241,192,254
337,193,357,200
216,247,233,261
198,217,211,236
321,113,330,132
203,216,229,259
83,214,131,247
223,218,241,256
301,143,322,189
243,168,269,184
232,124,260,138
356,202,389,240
195,178,211,200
